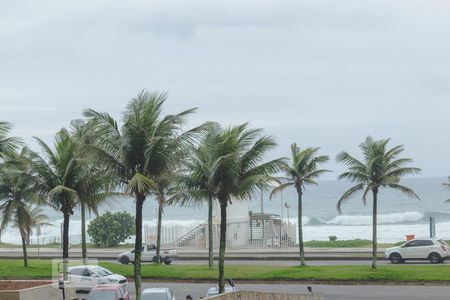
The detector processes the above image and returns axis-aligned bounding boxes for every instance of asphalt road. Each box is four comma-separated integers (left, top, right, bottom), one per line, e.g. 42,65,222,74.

78,282,450,300
174,259,390,266
132,259,448,266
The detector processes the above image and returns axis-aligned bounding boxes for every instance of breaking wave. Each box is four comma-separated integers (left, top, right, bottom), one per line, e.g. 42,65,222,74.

325,211,424,226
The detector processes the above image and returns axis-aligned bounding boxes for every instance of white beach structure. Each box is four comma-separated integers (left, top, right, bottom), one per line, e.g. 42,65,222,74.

144,198,295,249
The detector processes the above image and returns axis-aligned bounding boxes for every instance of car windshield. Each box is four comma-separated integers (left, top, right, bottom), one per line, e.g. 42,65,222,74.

88,290,116,300
92,266,113,276
143,292,169,300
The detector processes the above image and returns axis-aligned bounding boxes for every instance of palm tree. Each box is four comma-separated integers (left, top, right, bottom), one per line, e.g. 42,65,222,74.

170,123,221,269
83,90,196,300
0,121,21,158
70,119,115,262
336,136,421,269
204,123,282,293
0,149,38,267
271,144,330,266
27,128,84,270
26,205,52,245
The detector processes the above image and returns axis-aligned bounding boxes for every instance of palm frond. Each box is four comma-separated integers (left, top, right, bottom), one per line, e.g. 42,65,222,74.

125,172,157,195
337,183,365,214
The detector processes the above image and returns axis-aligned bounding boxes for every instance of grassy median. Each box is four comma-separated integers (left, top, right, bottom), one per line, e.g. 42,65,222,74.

1,259,450,282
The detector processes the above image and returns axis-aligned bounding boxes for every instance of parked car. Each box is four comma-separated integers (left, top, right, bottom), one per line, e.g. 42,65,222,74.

66,265,127,291
117,243,177,265
206,278,236,297
87,284,129,300
142,287,176,300
206,286,236,297
385,238,450,264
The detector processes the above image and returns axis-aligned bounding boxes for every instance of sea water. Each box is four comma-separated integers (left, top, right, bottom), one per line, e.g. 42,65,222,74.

1,177,449,244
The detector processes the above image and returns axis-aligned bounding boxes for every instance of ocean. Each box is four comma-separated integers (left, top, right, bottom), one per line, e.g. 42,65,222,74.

1,177,449,244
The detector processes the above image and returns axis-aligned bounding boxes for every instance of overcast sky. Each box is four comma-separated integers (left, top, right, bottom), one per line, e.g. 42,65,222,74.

0,0,449,179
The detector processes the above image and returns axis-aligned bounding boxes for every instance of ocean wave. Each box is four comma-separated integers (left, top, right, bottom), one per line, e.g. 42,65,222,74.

326,211,424,226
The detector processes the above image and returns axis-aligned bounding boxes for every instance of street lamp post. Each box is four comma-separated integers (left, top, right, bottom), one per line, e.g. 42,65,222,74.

285,203,291,225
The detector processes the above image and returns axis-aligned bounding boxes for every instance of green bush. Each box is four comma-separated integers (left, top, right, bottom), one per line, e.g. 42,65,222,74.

328,235,337,242
87,211,135,247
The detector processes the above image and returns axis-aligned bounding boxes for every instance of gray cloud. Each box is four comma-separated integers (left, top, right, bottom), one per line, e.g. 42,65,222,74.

1,0,449,178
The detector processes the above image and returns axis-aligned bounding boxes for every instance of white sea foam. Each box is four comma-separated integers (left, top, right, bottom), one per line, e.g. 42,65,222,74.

0,212,445,245
301,222,450,243
325,211,424,226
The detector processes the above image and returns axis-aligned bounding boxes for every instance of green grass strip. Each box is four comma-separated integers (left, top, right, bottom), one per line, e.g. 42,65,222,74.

0,259,449,282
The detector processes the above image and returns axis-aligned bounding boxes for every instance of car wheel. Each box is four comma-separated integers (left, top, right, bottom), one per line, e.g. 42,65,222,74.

120,256,130,265
163,258,172,265
389,253,403,264
429,252,442,264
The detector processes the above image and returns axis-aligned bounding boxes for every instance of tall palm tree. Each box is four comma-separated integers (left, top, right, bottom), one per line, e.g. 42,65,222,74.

170,123,221,269
0,121,21,158
336,136,421,269
28,129,84,270
271,144,330,266
0,149,38,267
83,90,196,300
205,123,282,293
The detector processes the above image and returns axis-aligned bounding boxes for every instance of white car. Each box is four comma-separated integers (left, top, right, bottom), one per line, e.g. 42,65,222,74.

142,288,176,300
385,238,450,264
206,286,236,297
118,244,177,265
67,265,127,291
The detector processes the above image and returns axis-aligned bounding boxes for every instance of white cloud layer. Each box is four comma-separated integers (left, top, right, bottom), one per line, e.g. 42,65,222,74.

1,0,449,178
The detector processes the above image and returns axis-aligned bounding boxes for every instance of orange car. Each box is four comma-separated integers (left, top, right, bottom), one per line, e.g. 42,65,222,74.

87,284,130,300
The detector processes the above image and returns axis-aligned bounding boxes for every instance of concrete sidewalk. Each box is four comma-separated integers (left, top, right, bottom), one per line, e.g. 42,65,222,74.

0,247,387,260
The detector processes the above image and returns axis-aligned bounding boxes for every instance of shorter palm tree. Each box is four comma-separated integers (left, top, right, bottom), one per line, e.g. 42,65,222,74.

203,123,282,293
0,149,38,267
336,136,421,269
70,119,116,261
170,123,221,269
28,129,83,268
26,205,52,245
271,143,330,266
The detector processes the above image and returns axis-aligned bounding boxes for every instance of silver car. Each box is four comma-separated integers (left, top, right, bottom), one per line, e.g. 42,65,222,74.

67,265,127,291
142,288,176,300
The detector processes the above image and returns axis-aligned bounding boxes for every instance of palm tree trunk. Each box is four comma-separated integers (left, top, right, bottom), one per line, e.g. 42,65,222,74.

218,201,227,294
371,187,378,270
297,189,305,266
81,200,87,264
134,193,145,300
208,196,213,269
62,212,70,280
20,229,28,267
155,201,163,264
